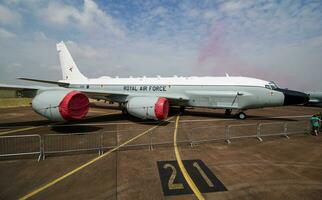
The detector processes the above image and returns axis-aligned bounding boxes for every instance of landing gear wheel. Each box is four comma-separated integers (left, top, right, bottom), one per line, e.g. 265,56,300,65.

225,109,232,116
122,108,128,115
237,112,246,120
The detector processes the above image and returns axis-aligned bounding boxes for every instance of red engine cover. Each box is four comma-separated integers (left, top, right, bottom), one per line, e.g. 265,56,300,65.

59,91,89,121
154,97,169,120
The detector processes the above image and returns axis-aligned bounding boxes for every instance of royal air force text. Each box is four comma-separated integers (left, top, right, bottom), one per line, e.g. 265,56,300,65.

123,85,167,92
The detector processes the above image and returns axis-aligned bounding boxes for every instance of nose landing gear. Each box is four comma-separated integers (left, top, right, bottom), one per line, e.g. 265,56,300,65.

225,109,247,119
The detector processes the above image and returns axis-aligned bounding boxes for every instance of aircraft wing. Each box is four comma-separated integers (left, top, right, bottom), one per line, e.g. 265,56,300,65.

0,84,46,91
0,84,190,102
0,84,54,98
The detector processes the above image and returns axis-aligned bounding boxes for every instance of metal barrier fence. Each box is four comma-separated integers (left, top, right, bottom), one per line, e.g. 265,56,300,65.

189,120,311,145
0,120,312,160
189,125,227,146
42,133,101,159
0,134,42,161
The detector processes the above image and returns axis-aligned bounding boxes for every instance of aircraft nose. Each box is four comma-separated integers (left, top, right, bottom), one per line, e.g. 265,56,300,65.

279,89,310,105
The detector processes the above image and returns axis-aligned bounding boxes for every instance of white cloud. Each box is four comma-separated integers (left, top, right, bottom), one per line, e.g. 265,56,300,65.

219,0,252,13
40,2,77,25
0,27,15,38
0,4,20,24
203,10,217,20
65,40,98,59
151,6,167,17
40,0,125,38
186,9,199,18
33,31,48,40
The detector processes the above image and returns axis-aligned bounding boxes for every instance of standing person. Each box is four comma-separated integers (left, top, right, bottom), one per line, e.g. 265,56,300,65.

319,112,322,132
310,114,321,136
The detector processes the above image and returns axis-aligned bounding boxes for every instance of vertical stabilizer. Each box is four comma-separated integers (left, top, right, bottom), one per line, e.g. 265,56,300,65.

56,41,87,82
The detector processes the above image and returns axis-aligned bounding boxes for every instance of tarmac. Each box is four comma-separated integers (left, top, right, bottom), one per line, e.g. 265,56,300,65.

0,103,321,200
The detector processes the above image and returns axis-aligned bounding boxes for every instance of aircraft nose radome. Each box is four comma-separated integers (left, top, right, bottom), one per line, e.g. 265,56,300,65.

281,89,310,105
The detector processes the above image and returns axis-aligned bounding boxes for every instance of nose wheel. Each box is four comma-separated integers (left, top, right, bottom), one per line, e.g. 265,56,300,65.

237,112,246,120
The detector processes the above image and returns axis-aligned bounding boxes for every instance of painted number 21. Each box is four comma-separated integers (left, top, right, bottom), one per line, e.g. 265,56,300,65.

164,162,215,190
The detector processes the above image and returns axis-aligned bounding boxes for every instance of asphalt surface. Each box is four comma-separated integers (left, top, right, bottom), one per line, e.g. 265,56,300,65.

0,103,321,200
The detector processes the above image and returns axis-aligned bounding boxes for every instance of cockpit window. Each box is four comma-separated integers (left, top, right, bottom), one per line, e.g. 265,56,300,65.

265,82,279,90
268,81,278,89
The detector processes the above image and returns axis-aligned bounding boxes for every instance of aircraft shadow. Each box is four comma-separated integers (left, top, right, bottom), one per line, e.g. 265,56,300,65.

0,112,170,131
81,113,170,126
183,110,235,119
0,120,51,128
246,116,298,121
51,125,102,133
183,110,298,122
0,108,300,130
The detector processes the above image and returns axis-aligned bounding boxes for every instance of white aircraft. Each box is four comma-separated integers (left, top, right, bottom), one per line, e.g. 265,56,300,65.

0,41,309,121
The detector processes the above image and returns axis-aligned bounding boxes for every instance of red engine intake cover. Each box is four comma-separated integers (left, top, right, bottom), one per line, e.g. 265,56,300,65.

59,91,89,121
154,97,169,120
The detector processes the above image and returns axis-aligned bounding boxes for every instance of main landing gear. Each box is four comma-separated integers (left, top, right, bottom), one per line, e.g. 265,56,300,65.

225,109,247,119
119,103,128,115
237,112,247,120
179,106,186,113
122,107,128,115
225,109,232,116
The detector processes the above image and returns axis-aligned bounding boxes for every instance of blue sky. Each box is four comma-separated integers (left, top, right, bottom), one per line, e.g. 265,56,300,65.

0,0,322,91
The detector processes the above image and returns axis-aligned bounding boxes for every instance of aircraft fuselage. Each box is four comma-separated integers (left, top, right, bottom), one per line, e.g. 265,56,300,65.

65,76,306,111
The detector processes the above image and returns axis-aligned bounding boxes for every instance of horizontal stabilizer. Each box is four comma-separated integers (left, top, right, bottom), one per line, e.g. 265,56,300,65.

18,78,69,87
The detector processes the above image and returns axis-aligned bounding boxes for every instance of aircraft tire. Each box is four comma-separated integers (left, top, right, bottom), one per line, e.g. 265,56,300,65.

237,112,246,120
122,108,128,115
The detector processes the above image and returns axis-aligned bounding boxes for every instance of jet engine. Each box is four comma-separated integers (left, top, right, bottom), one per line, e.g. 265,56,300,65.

32,90,89,121
126,97,169,120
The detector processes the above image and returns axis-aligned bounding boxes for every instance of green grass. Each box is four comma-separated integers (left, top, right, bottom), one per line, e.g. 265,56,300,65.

0,90,16,98
0,98,32,108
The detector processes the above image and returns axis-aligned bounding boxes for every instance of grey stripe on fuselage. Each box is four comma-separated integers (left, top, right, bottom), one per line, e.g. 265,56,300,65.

69,84,285,110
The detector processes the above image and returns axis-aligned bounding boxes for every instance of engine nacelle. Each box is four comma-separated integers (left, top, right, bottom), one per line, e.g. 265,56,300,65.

32,90,89,121
126,96,169,120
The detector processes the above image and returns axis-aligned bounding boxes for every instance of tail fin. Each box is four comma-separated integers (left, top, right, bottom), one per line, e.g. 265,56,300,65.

56,41,87,82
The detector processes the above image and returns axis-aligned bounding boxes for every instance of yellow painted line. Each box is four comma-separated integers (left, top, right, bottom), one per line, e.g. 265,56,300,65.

19,115,175,200
88,109,119,114
0,126,43,136
173,115,205,200
88,110,107,114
